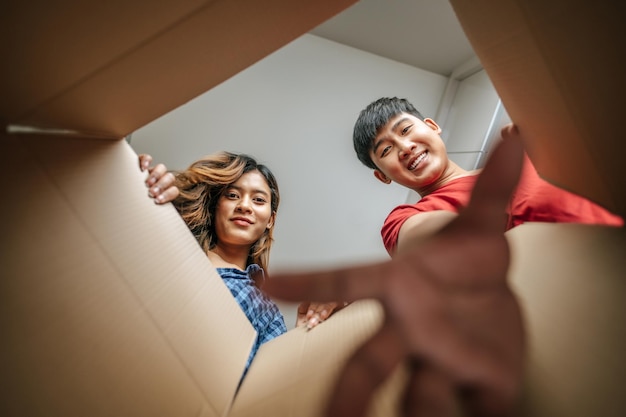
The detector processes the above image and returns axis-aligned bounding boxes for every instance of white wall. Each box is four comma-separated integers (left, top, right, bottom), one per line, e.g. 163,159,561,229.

443,69,502,170
129,34,449,327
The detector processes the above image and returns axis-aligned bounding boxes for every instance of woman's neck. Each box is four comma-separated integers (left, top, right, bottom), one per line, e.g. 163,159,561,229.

207,244,249,270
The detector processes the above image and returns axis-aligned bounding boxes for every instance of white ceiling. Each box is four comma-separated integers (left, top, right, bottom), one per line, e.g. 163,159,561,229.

310,0,476,76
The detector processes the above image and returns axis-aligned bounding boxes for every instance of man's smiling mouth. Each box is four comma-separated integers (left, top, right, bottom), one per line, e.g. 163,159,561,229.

408,152,427,171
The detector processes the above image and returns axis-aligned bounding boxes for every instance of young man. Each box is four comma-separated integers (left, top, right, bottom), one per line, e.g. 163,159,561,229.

352,97,623,256
266,133,527,417
266,100,623,416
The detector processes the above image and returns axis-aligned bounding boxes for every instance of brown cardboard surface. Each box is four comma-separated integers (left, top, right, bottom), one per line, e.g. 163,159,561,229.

0,0,206,131
4,0,626,415
507,223,626,416
1,0,357,138
230,300,387,417
0,133,256,416
449,0,626,217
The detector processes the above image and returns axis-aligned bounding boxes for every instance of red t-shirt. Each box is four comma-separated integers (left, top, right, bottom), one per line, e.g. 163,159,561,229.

381,154,623,255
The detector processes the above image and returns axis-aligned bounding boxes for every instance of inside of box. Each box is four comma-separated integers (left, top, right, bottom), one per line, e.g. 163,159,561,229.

3,0,625,416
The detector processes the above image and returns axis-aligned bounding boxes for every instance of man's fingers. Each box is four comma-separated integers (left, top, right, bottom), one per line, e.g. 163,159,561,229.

457,126,524,233
297,301,311,316
395,287,524,414
325,324,406,417
418,128,523,286
265,260,390,303
403,361,458,417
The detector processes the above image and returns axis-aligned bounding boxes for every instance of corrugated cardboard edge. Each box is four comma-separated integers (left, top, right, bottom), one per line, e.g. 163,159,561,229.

449,0,626,217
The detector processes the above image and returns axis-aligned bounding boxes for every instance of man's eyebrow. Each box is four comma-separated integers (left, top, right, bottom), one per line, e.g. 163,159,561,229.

391,117,410,131
372,117,410,154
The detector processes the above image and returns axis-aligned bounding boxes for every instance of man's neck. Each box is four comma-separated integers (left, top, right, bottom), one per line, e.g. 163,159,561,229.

416,162,478,197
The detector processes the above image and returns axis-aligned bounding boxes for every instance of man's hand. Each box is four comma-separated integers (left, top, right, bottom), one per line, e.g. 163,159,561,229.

265,125,526,417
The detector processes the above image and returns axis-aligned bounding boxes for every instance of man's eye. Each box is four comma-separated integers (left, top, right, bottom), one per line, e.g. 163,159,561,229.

381,146,391,157
402,125,411,135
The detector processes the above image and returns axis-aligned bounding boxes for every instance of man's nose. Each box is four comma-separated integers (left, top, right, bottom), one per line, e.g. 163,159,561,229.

399,140,415,158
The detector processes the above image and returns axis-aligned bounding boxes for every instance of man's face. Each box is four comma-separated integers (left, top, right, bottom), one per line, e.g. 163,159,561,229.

369,112,449,193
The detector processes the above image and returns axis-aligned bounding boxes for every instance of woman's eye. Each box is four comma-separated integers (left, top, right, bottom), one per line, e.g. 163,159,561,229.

225,192,238,199
253,197,267,204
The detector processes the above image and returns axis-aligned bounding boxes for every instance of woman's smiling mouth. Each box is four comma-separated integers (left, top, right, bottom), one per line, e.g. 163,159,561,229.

232,217,253,226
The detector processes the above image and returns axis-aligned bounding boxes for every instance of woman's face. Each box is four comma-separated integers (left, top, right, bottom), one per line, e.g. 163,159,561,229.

213,170,275,249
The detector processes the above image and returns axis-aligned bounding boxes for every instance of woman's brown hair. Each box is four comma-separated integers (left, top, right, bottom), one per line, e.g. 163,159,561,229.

171,152,279,271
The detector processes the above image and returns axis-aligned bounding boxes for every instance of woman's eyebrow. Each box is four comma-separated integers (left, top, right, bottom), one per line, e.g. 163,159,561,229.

253,189,270,197
227,184,269,196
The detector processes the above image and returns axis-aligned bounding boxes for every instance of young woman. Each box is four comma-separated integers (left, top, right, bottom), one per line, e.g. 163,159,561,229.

140,151,286,375
140,152,346,335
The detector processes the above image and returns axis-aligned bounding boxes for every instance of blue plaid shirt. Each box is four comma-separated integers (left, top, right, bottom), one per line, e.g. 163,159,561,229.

216,264,287,375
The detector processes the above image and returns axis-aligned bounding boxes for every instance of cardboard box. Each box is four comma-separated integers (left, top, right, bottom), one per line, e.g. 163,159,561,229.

2,0,625,416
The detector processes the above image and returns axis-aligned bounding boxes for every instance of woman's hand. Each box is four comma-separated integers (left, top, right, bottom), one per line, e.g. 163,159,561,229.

296,301,348,330
138,154,179,204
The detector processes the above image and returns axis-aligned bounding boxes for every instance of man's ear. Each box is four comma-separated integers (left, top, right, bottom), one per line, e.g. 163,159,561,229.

424,118,442,134
374,169,392,184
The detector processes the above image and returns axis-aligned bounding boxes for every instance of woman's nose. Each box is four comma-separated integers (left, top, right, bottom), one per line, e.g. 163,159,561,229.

236,196,253,212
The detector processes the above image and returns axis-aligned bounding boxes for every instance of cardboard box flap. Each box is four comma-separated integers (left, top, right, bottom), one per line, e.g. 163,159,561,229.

449,0,626,217
1,0,357,138
0,133,256,416
229,300,387,417
506,223,626,416
0,0,207,135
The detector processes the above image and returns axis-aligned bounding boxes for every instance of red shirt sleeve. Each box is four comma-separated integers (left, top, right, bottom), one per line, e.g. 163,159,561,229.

381,176,478,255
508,155,623,228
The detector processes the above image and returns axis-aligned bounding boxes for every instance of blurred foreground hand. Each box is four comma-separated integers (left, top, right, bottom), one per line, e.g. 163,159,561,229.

265,125,526,417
